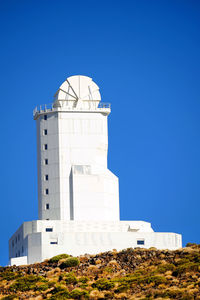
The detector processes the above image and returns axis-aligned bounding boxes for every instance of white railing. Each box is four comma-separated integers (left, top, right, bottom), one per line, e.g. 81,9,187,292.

33,101,111,116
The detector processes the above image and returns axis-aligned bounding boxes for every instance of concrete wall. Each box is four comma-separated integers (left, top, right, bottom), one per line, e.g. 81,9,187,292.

37,112,60,220
36,109,120,222
22,230,182,264
9,220,182,265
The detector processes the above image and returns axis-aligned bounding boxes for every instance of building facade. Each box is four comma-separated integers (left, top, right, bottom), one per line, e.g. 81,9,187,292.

9,76,182,265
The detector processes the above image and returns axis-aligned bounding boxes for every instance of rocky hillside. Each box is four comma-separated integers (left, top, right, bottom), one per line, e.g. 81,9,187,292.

0,243,200,299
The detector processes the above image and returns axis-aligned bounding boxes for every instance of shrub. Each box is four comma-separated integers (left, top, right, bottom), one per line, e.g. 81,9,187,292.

1,296,19,300
92,278,115,291
142,275,167,285
50,290,70,299
49,254,70,263
35,282,49,291
115,282,130,293
156,263,176,273
65,272,78,284
186,243,198,248
60,257,80,269
175,262,200,275
50,285,70,299
9,275,47,292
70,288,89,299
0,270,19,281
78,276,89,284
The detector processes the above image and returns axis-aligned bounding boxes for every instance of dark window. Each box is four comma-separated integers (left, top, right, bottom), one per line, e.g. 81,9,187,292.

46,228,53,232
22,246,24,253
137,240,145,245
16,253,17,257
18,250,20,256
46,218,49,220
46,203,49,210
45,159,48,165
50,241,58,244
18,234,20,241
44,144,48,150
45,189,49,195
44,115,47,120
12,240,14,247
44,129,48,135
15,237,17,243
45,174,48,181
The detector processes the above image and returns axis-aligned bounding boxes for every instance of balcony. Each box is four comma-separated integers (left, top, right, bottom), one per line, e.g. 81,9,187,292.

33,101,111,119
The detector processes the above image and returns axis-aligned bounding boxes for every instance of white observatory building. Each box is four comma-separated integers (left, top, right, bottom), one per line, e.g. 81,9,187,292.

9,75,182,265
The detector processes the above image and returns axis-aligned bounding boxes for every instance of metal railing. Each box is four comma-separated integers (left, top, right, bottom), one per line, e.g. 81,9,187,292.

33,101,111,116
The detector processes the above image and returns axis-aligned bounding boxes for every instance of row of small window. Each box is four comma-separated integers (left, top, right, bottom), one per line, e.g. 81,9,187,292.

12,234,20,247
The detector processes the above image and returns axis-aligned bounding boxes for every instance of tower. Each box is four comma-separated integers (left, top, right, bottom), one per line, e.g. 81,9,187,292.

35,75,119,221
9,75,182,266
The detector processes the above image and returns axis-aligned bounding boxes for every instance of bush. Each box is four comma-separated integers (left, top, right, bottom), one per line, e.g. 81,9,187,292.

78,276,89,284
142,275,167,285
65,272,78,284
50,290,70,299
156,263,176,273
70,289,89,299
91,278,115,291
10,275,47,292
60,257,80,269
50,285,70,299
49,254,70,263
115,282,130,293
0,270,19,281
1,296,19,300
175,262,200,275
186,243,198,248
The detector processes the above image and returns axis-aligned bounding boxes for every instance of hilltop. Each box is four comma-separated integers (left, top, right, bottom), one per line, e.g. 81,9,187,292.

0,243,200,299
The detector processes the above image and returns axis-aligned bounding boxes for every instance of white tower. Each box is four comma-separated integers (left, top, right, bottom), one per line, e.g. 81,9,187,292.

9,75,182,266
35,75,119,221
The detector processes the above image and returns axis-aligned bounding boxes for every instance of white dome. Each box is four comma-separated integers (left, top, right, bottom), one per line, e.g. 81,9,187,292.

54,75,101,103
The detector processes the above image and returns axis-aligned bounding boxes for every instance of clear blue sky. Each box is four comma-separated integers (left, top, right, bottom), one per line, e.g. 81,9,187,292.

0,0,200,266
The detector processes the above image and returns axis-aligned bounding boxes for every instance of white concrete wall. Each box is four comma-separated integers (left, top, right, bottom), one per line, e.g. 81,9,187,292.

37,112,60,220
10,256,27,266
24,230,182,264
72,170,119,221
35,108,120,222
58,112,110,221
9,220,182,265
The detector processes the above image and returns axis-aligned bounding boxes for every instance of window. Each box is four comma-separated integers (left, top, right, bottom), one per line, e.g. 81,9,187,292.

50,241,58,244
45,159,48,165
12,240,14,247
15,237,17,243
46,218,49,220
137,240,145,245
44,114,47,120
44,144,48,150
46,228,53,232
18,250,20,256
22,246,24,253
73,165,91,175
45,189,49,195
46,203,49,210
18,234,20,241
45,174,48,181
44,129,48,135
